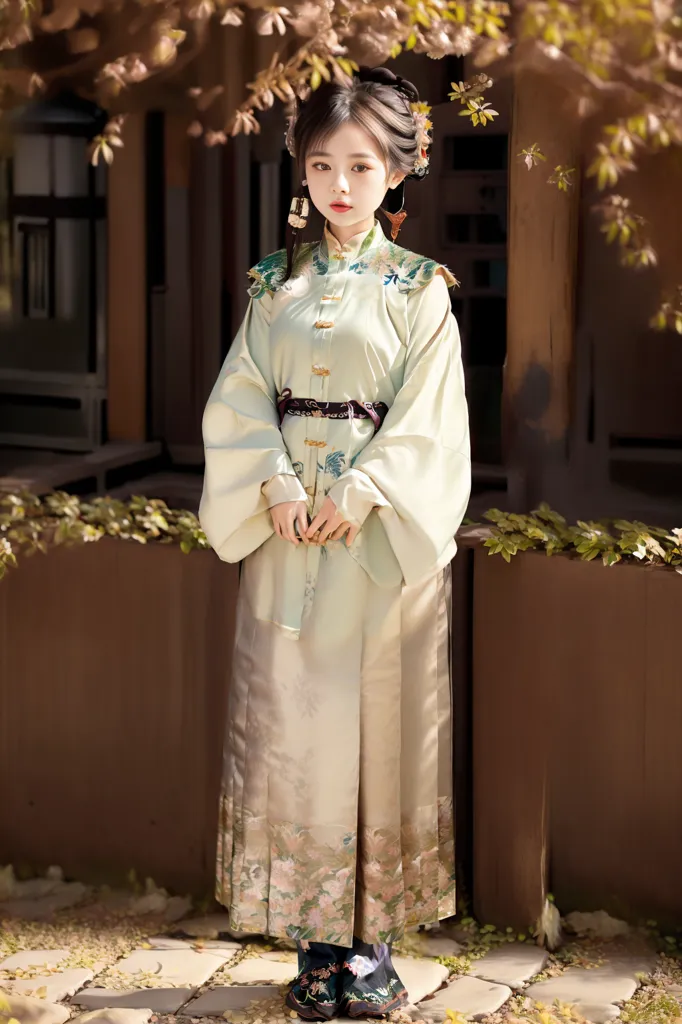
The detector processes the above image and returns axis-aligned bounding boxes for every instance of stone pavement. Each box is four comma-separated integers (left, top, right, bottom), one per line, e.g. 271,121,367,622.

1,870,681,1024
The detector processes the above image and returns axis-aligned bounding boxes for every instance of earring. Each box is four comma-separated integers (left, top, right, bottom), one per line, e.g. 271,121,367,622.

380,180,407,241
288,182,309,231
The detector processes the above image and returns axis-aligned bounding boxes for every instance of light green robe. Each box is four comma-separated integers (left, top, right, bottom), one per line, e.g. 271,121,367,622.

200,220,471,945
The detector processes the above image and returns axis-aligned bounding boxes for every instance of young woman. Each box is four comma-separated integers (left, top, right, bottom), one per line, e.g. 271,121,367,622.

199,66,471,1021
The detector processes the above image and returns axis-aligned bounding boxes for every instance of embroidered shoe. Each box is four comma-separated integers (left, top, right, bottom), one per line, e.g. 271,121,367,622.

339,944,408,1019
285,944,344,1021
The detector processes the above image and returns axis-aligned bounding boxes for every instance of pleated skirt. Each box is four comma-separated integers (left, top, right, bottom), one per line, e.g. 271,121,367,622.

215,540,455,946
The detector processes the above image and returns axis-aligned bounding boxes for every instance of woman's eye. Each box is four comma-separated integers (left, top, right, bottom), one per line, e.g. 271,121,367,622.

352,164,370,173
312,162,330,171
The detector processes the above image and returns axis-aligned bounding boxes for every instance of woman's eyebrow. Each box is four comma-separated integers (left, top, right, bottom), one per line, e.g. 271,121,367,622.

308,151,376,159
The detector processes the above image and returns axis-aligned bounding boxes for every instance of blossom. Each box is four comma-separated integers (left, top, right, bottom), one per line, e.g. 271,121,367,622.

221,6,244,25
257,6,290,35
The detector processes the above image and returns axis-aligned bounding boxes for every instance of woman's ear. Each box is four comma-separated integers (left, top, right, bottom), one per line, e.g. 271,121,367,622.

388,169,407,190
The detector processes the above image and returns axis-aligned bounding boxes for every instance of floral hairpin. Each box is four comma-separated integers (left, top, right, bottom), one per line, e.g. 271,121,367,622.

410,102,432,176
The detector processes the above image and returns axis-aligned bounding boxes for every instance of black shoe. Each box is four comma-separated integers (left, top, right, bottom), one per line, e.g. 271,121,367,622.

339,943,408,1019
286,943,344,1021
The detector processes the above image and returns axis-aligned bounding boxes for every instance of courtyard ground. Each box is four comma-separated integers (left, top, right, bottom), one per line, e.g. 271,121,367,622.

2,869,682,1024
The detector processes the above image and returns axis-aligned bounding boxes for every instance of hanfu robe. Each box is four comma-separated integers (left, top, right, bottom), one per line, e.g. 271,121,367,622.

199,219,471,946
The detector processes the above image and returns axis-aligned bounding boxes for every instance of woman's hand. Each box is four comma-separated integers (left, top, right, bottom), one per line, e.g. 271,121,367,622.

270,500,310,546
306,496,360,547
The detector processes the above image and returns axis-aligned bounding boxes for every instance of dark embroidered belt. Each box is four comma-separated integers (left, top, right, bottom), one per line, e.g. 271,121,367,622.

278,389,388,431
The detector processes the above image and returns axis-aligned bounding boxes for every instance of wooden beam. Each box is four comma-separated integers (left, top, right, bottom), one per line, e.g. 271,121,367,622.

107,112,147,442
162,114,194,454
504,71,580,509
222,20,255,332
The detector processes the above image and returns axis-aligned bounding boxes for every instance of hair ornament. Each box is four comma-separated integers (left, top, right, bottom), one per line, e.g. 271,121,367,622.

409,101,433,177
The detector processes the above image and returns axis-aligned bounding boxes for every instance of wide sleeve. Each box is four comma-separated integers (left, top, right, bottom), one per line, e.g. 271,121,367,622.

327,271,471,586
199,288,306,563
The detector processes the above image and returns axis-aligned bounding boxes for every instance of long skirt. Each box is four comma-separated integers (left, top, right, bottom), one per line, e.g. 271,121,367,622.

215,540,455,947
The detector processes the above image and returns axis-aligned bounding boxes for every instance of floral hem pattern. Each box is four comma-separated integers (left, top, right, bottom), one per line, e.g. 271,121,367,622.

215,795,456,946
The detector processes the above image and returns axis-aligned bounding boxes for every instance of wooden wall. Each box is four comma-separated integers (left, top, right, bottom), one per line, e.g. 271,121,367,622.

2,538,682,931
473,548,682,929
0,541,238,894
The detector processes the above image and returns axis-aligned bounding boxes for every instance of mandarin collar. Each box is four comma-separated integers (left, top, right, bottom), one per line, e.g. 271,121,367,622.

321,219,385,262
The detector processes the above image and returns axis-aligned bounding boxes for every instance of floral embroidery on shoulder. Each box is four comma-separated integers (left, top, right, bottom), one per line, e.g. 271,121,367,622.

247,244,317,299
247,248,286,299
349,242,458,293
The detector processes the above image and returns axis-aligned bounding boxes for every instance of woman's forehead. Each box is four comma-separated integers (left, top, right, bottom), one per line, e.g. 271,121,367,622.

307,122,383,160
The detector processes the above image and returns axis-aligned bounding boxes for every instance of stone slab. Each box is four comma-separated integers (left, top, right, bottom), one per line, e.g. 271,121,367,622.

197,940,244,952
145,937,241,952
222,956,297,986
113,948,232,987
8,968,94,1002
399,935,464,960
70,1011,153,1024
421,975,512,1020
69,989,195,1014
163,897,193,923
418,936,464,959
525,957,656,1010
0,949,70,971
0,884,90,920
0,994,70,1024
564,911,631,941
393,957,449,1005
1,879,61,902
180,985,282,1015
142,938,195,951
470,943,548,988
174,915,250,940
258,951,298,963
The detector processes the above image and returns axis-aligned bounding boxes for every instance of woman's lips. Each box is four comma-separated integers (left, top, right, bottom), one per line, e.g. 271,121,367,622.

330,202,352,212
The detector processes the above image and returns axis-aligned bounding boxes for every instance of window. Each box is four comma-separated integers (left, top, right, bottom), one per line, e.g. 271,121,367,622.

20,221,52,319
445,134,508,172
469,297,506,367
0,159,10,317
445,213,507,247
473,258,507,290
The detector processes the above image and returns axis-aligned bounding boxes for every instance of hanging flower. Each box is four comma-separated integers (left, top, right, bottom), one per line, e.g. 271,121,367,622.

257,6,290,35
221,7,243,25
229,109,260,136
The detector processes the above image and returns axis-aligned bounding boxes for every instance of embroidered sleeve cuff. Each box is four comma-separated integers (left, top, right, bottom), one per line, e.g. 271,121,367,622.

328,470,390,527
262,473,306,508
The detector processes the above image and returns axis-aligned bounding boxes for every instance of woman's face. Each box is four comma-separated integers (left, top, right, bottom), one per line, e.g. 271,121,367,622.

304,121,405,237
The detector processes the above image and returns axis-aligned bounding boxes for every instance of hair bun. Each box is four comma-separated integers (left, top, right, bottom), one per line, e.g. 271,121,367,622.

357,66,419,104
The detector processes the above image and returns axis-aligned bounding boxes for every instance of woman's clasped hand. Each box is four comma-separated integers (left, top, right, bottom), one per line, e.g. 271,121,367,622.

270,496,360,547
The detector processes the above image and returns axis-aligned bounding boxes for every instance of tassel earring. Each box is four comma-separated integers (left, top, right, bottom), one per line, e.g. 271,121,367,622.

288,180,310,231
380,179,407,241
